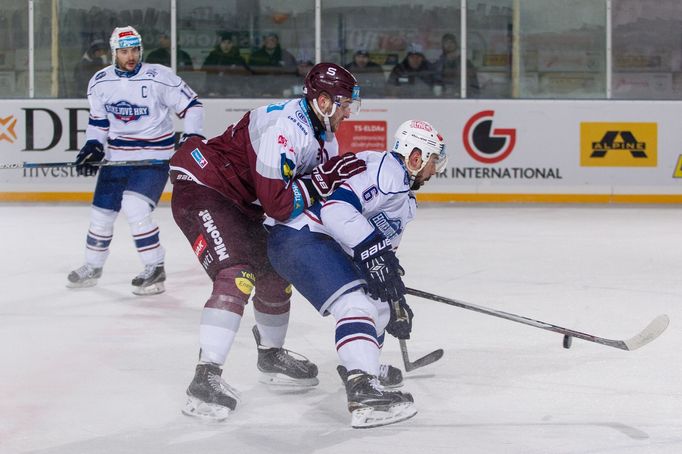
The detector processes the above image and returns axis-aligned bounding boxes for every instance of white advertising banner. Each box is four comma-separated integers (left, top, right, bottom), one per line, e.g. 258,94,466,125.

2,98,682,201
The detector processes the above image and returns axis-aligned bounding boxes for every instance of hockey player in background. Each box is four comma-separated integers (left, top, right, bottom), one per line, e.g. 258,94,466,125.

266,120,448,428
66,26,204,295
169,63,366,420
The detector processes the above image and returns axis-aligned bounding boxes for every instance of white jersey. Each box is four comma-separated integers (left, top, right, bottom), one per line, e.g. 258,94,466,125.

278,151,416,252
85,63,203,161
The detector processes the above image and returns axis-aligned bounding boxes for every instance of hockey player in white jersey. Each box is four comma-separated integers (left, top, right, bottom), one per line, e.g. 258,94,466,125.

67,26,204,295
266,120,447,428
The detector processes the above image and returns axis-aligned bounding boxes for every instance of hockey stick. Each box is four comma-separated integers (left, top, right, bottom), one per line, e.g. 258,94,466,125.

0,159,168,170
390,299,444,372
399,339,444,372
405,287,669,351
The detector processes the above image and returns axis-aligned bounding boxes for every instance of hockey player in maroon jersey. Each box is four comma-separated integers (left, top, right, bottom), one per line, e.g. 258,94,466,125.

170,63,366,420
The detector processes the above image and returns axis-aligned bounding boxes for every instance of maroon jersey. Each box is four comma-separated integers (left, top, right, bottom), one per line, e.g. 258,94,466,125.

170,98,339,221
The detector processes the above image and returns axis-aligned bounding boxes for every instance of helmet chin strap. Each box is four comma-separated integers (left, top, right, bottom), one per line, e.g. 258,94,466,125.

312,98,337,140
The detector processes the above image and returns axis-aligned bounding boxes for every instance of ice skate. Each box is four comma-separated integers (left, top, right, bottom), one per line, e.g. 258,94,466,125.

66,264,102,288
131,263,166,295
337,364,404,388
344,369,417,428
182,363,240,421
252,325,319,387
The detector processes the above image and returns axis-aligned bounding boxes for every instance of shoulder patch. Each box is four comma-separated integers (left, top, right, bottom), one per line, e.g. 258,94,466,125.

280,153,296,183
95,71,106,80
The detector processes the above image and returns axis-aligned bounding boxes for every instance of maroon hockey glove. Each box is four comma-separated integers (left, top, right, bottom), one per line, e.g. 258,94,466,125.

311,152,366,198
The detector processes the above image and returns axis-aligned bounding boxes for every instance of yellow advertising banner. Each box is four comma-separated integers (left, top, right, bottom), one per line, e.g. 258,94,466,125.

580,122,657,167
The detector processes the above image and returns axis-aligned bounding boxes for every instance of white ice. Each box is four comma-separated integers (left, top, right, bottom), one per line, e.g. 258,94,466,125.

1,204,680,454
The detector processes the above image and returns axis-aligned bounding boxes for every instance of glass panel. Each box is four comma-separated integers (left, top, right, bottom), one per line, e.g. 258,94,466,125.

0,1,28,98
467,0,513,99
321,1,460,99
42,0,170,99
519,0,606,99
612,0,682,100
177,0,314,98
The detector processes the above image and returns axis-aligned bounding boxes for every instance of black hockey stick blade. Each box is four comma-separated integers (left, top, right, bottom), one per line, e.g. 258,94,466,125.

399,339,444,372
0,159,168,170
406,287,669,351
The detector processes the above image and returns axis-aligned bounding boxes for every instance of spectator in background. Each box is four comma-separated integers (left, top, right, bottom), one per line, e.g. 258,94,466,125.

249,33,297,74
432,33,480,98
202,32,252,97
73,39,108,97
386,43,436,98
344,49,385,97
145,33,194,71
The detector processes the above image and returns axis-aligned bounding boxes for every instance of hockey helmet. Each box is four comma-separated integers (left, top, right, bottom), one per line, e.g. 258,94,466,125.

392,120,448,175
109,26,143,63
303,63,361,114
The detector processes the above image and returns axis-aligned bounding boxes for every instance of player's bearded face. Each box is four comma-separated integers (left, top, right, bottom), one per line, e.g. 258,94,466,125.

329,97,352,132
412,154,438,190
116,47,141,71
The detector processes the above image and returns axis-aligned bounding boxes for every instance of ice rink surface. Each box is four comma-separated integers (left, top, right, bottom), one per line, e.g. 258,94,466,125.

1,203,680,454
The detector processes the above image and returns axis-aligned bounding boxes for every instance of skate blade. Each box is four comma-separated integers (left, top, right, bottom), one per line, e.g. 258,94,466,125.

132,282,165,296
351,402,417,429
181,396,231,422
258,372,319,388
66,279,98,288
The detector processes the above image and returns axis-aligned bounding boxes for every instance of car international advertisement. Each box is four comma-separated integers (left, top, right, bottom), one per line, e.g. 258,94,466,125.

2,98,682,203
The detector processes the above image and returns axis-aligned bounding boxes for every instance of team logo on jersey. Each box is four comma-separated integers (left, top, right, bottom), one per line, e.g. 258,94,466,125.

145,68,158,78
0,115,18,143
105,101,150,123
296,110,309,125
369,212,402,240
280,153,296,183
191,148,208,168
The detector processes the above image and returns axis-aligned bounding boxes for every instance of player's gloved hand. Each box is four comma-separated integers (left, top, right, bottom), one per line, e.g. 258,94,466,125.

353,230,406,303
75,140,105,176
386,297,414,340
176,133,206,150
311,152,366,198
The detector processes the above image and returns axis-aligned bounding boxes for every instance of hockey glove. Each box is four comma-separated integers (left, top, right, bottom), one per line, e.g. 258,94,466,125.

176,133,206,150
310,152,366,198
353,231,406,303
75,140,105,176
386,297,414,340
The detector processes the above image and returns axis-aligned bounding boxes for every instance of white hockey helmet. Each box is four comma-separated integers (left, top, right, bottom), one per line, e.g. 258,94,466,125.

109,26,143,64
392,120,448,175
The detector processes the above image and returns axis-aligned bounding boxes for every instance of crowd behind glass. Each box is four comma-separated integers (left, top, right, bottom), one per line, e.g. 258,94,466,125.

2,0,682,100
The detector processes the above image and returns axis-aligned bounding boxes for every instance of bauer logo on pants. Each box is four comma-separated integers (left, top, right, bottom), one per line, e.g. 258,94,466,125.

580,122,657,167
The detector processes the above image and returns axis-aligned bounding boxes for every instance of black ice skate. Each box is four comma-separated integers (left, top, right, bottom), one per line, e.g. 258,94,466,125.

182,363,240,421
344,369,417,428
66,264,102,288
131,263,165,295
252,325,319,387
337,364,404,388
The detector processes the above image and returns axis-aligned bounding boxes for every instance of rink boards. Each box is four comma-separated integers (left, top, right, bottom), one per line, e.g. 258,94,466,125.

1,98,682,203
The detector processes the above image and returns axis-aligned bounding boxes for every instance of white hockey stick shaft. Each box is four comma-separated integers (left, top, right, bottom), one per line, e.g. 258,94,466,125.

0,159,168,170
406,287,669,351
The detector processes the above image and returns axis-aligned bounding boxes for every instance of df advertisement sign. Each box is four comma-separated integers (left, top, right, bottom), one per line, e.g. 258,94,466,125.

580,122,657,167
